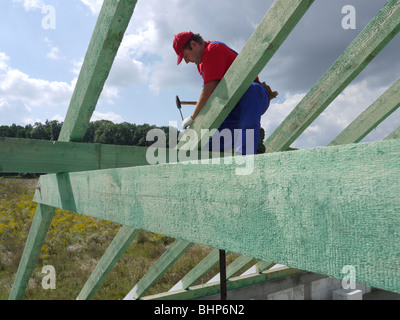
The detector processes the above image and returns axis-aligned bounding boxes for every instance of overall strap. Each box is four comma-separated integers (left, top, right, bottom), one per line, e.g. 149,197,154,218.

209,41,238,55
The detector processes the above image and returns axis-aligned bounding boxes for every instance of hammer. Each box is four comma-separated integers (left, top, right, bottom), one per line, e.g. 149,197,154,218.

176,95,196,121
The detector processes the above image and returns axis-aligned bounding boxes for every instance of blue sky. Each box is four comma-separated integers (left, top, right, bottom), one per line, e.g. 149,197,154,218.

0,0,399,149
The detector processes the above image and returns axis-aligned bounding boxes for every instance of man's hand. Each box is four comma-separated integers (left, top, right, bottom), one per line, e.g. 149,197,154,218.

182,116,194,130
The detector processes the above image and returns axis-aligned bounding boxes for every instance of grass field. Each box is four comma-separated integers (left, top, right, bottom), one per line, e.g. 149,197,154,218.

0,177,244,300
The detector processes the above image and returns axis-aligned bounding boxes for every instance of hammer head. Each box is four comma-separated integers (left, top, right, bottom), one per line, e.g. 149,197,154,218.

175,95,184,121
176,95,182,109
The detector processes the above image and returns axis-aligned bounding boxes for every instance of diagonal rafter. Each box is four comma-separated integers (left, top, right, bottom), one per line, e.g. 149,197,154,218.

328,77,400,146
9,0,138,300
264,0,400,152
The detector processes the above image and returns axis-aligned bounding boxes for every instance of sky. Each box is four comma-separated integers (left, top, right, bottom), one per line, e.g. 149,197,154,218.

0,0,399,149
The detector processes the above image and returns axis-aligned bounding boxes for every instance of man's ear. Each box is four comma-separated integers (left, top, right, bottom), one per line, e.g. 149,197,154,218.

189,40,197,50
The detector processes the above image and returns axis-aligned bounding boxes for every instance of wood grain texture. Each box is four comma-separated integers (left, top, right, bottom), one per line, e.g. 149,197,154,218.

0,137,149,173
264,0,400,152
34,139,400,293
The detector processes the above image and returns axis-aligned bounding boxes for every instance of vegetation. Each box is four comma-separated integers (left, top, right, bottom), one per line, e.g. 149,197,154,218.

0,120,175,147
0,178,245,300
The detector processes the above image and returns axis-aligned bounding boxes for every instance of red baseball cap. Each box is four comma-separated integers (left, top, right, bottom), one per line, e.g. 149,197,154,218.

173,31,194,65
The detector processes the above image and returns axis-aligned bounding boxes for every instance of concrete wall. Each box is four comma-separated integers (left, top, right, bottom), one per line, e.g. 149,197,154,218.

197,272,371,300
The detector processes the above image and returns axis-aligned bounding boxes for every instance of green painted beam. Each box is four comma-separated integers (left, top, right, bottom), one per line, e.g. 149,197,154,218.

0,138,149,173
124,239,193,300
58,0,138,143
171,0,314,293
385,126,400,140
9,0,138,300
177,0,314,151
143,267,303,300
176,248,226,290
33,139,400,293
328,77,400,146
77,226,140,300
256,260,276,273
226,255,255,279
264,0,400,152
9,204,55,300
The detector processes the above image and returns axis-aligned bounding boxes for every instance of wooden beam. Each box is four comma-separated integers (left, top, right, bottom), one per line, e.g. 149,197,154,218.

9,204,55,300
9,0,137,300
142,267,304,300
58,0,138,142
256,260,276,273
264,0,400,152
0,138,149,173
328,77,400,146
177,0,314,151
157,0,314,296
33,139,400,293
124,239,193,300
77,226,140,300
385,126,400,140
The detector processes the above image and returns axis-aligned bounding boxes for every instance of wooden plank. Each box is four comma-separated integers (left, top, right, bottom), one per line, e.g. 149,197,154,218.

0,137,149,173
124,239,193,300
179,248,222,290
256,260,276,273
264,0,400,152
143,267,303,300
58,0,138,142
33,138,400,293
177,0,314,151
385,126,400,140
8,204,55,300
329,77,400,146
226,255,255,279
77,226,140,300
9,0,138,300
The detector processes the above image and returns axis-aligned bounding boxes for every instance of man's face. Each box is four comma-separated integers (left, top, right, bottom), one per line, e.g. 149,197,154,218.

182,41,203,65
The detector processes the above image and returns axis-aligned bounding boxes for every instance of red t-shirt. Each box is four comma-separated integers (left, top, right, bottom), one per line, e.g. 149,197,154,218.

197,41,259,84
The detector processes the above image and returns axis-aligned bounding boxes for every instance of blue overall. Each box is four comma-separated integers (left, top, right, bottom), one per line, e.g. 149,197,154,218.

205,42,270,155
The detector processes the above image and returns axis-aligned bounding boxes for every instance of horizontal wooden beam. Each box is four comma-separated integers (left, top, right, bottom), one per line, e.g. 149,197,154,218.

33,139,400,293
329,77,400,146
264,0,400,152
0,137,149,173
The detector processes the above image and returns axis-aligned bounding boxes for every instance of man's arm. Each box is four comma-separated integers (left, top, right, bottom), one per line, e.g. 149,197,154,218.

192,80,220,119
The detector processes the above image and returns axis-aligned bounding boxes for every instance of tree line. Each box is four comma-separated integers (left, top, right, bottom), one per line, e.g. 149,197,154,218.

0,120,175,147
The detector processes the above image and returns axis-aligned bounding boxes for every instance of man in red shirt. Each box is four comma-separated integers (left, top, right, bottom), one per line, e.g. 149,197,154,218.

173,31,275,155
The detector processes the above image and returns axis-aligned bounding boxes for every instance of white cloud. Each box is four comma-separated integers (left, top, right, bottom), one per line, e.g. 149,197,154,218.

44,37,62,60
12,0,45,11
90,111,124,123
0,51,73,125
79,0,103,15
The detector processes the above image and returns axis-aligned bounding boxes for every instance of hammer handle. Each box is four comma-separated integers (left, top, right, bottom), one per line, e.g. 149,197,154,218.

180,101,197,105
